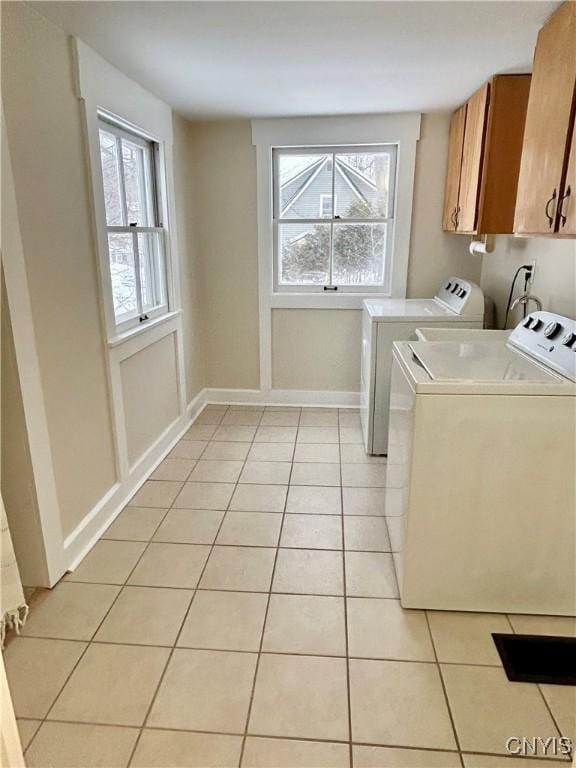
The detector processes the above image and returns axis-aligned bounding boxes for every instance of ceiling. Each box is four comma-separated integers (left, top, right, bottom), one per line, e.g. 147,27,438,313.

33,1,558,120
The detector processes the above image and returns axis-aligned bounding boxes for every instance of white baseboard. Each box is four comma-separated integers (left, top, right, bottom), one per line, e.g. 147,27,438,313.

64,389,207,571
205,388,360,408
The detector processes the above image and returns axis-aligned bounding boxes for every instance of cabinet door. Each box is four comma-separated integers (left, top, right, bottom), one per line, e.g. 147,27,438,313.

442,105,466,231
457,83,489,233
558,126,575,235
515,2,576,234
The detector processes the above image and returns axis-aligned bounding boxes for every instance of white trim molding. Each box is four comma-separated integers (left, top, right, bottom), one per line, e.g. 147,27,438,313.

59,39,193,572
2,114,66,586
205,388,360,409
251,113,421,393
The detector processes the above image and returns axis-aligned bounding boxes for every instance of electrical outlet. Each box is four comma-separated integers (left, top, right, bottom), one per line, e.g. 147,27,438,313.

528,259,537,286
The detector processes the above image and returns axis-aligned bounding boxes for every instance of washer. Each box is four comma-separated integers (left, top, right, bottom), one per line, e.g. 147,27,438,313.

387,310,576,616
361,277,485,455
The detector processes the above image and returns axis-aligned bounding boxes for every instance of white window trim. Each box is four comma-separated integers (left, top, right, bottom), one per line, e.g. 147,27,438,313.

98,114,169,332
73,39,182,344
273,144,397,294
251,113,421,391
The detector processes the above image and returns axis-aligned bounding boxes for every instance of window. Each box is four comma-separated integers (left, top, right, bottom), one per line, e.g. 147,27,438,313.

98,117,168,329
273,145,397,292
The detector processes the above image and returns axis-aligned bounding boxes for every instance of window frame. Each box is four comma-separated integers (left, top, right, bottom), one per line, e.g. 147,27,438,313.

97,114,170,333
272,144,398,294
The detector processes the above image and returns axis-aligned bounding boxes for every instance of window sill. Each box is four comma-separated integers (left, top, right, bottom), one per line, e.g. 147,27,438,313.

269,293,391,310
108,310,181,348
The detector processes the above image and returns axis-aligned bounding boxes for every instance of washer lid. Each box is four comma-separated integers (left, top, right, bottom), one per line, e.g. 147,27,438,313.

364,298,457,321
410,342,565,383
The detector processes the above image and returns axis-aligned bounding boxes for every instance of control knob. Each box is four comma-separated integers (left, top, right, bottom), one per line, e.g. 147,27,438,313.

544,321,562,339
562,332,576,349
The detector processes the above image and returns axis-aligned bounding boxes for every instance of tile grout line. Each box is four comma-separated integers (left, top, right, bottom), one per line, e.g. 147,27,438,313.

237,407,300,767
424,610,465,767
11,631,518,667
339,410,355,768
99,536,396,554
127,405,263,768
16,716,573,763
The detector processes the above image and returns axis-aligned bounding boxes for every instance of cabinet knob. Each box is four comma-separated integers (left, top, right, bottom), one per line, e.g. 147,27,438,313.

545,189,557,228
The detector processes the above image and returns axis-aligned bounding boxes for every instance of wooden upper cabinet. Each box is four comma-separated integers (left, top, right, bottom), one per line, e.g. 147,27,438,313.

442,105,467,231
442,75,530,235
457,84,489,233
514,2,576,235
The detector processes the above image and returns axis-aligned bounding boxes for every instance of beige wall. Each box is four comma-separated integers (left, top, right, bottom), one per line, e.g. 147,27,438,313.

186,121,260,390
184,113,481,393
173,114,205,402
2,2,117,536
480,238,576,329
272,309,362,391
121,333,180,465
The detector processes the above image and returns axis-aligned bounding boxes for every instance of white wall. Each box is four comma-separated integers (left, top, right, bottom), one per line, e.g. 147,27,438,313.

480,238,576,329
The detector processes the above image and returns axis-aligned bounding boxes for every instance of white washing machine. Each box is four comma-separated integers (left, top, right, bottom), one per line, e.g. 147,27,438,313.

387,310,576,616
361,277,485,455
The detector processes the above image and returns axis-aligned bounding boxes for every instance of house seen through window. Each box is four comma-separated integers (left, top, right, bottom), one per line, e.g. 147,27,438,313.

98,118,168,329
273,146,397,291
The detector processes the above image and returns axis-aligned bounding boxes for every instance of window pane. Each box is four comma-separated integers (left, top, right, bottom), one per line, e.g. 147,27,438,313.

332,222,387,286
279,223,330,285
122,138,153,226
334,152,393,219
99,130,123,225
108,232,139,320
138,232,167,312
278,154,333,219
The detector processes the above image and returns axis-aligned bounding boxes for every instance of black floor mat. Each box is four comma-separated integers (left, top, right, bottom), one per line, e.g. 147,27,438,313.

492,633,576,685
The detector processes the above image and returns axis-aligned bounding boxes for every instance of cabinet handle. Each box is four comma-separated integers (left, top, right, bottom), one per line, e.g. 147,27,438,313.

558,186,571,227
455,205,461,228
545,189,557,228
450,208,457,228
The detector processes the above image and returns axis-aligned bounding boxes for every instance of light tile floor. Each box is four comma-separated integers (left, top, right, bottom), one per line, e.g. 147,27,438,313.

5,405,575,767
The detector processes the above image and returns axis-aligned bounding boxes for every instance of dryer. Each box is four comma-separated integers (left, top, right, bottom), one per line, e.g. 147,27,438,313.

387,311,576,615
361,277,485,455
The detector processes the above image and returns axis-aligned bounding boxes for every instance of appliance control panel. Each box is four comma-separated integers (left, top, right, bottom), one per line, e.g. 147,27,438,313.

509,311,576,382
434,277,485,317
